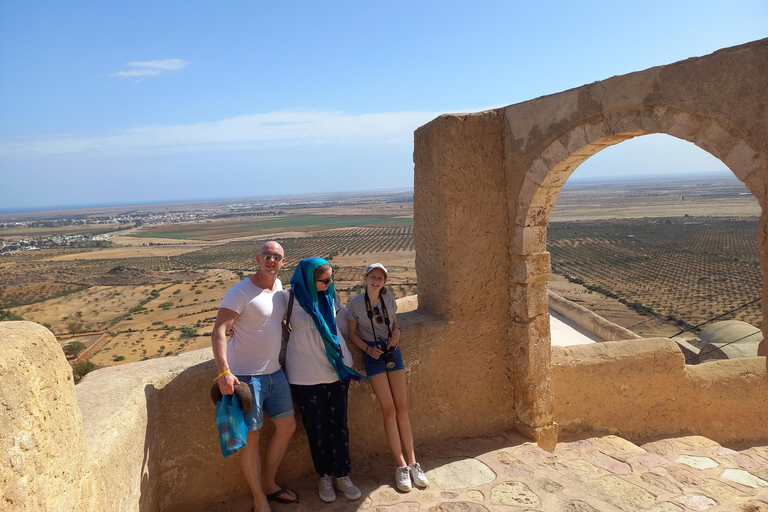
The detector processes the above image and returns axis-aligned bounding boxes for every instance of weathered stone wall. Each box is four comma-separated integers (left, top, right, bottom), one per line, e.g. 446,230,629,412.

414,38,768,448
0,322,104,512
552,338,768,443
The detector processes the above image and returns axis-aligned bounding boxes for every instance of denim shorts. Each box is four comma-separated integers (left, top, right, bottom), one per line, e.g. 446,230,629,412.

362,341,405,377
235,369,294,431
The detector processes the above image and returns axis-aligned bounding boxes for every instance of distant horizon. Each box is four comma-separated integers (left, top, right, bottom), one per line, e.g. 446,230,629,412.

2,3,764,212
0,170,742,217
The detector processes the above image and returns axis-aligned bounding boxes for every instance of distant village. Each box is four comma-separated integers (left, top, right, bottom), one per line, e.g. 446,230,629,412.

0,198,342,254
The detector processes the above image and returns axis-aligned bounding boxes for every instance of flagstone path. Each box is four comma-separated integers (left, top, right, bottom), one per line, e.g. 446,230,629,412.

207,430,768,512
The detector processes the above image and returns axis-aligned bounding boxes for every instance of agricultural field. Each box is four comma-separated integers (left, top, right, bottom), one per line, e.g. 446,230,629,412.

2,223,418,374
2,179,765,379
132,215,412,241
548,216,762,330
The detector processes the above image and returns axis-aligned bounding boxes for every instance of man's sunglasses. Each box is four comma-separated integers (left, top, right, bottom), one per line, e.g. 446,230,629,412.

316,275,333,285
260,252,284,261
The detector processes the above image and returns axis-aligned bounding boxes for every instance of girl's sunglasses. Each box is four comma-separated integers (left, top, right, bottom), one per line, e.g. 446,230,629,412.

316,275,333,285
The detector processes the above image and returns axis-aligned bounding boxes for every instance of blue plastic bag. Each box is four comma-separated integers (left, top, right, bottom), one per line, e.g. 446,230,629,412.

215,393,247,458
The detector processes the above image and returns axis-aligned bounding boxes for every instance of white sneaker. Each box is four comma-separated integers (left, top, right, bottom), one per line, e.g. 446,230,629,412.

318,474,336,502
335,475,361,500
408,462,429,488
395,465,412,492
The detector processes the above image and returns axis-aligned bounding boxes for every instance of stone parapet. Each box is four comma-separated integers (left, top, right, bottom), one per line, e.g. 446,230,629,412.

547,290,642,342
0,321,104,512
552,338,768,443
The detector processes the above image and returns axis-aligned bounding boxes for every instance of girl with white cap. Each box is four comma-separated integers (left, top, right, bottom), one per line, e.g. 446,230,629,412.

346,262,429,492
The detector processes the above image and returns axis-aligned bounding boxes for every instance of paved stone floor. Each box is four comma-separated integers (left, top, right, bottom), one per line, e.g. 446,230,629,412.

212,430,768,512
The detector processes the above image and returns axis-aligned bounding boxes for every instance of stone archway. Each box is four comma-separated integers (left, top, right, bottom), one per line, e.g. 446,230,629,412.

414,38,768,448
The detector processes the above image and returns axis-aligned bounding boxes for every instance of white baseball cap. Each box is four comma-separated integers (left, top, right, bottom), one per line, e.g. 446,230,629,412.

365,262,388,276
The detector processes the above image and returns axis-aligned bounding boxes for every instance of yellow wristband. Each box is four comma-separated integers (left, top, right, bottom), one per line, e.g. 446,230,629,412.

217,369,231,379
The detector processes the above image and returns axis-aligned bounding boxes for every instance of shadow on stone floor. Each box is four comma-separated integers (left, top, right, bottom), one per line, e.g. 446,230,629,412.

202,429,768,512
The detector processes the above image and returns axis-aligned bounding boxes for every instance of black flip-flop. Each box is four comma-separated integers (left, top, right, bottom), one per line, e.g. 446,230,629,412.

266,488,300,504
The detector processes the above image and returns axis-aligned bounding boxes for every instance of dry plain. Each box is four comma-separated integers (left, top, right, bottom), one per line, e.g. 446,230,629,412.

0,177,761,374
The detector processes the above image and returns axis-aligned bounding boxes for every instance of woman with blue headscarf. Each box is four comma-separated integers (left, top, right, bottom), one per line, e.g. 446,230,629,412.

284,257,367,503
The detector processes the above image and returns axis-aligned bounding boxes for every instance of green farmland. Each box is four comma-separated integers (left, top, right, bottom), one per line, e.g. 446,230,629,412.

131,215,413,240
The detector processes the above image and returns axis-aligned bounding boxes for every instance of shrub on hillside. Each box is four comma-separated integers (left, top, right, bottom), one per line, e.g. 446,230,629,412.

72,360,96,382
63,341,86,357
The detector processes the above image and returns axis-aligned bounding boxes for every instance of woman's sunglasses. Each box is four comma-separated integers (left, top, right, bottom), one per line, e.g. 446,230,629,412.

316,275,333,285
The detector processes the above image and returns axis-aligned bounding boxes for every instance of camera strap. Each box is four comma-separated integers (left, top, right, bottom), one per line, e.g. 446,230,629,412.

364,291,391,344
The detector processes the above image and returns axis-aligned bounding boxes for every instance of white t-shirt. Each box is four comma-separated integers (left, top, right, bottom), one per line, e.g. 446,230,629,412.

284,291,354,385
220,277,285,375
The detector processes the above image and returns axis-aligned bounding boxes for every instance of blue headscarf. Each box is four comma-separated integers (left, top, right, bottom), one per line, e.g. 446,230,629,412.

289,257,367,382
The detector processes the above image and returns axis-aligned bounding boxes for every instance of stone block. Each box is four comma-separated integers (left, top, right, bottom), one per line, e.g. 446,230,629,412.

723,140,760,181
509,281,550,321
509,252,550,285
667,111,703,140
509,315,554,425
515,422,560,452
694,119,737,160
510,224,547,254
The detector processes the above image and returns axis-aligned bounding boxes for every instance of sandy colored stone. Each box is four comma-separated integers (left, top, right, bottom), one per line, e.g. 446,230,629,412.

578,475,657,512
587,449,633,475
731,453,768,473
563,500,601,512
554,459,608,479
0,321,103,512
646,503,684,512
417,36,768,444
511,442,555,461
700,483,749,502
376,503,420,512
671,493,717,511
643,440,676,457
427,459,496,490
638,453,670,469
743,501,768,512
537,478,564,493
721,468,768,488
501,461,534,478
466,490,484,501
377,490,402,502
641,472,683,494
428,502,489,512
673,436,721,451
490,482,541,508
597,435,646,454
676,455,719,470
667,465,710,486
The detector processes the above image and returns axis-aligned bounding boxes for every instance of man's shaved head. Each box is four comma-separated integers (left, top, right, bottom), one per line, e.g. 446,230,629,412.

259,241,284,256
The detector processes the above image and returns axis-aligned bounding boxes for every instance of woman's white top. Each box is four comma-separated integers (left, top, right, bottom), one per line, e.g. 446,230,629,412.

284,291,354,385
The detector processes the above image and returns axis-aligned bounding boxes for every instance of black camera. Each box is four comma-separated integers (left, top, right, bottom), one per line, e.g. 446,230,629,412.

378,343,397,370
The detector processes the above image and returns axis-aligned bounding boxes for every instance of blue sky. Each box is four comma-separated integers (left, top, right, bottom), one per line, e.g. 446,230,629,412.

1,1,766,211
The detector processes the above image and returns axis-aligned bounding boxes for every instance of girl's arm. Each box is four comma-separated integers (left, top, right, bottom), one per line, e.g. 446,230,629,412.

347,319,383,359
388,312,401,349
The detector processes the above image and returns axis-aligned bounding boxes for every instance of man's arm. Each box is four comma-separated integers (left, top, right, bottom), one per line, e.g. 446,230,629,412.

211,307,240,394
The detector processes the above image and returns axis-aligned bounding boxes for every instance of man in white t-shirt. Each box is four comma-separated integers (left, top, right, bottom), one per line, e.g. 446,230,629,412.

212,241,298,511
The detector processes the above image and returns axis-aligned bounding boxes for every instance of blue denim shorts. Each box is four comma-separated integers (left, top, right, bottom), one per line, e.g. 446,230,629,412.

362,341,405,377
235,369,294,431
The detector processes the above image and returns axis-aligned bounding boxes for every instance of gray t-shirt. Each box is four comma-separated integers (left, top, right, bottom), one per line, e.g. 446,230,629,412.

347,292,397,343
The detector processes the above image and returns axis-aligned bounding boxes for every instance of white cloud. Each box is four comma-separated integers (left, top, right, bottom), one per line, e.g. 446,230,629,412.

113,59,189,78
0,110,452,157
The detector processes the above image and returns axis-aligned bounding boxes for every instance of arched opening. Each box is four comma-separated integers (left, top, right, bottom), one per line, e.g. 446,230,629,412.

545,134,762,354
